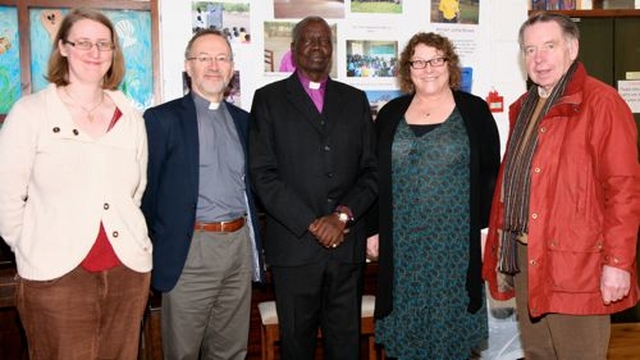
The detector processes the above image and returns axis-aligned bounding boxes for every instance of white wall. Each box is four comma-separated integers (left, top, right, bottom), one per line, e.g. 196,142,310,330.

157,0,530,154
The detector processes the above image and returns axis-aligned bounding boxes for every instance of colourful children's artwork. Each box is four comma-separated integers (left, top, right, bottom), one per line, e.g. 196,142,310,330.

28,8,154,110
0,6,20,114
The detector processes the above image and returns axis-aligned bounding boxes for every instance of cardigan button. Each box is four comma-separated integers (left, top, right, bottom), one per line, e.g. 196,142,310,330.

72,129,79,136
103,203,110,210
52,127,60,133
112,231,119,238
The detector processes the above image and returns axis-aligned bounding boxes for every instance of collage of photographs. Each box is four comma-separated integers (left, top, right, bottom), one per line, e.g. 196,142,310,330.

188,0,480,118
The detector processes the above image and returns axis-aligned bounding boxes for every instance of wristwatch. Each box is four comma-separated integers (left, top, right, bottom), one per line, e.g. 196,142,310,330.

335,211,350,224
335,205,353,225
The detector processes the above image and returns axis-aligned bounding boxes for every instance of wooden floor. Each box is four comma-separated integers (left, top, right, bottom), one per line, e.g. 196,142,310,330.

608,323,640,360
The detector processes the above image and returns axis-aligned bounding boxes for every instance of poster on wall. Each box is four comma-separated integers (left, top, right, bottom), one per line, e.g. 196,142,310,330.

350,0,403,14
0,6,20,114
430,0,480,25
346,40,398,79
191,1,251,44
364,89,403,120
28,8,154,109
531,0,576,10
274,0,345,19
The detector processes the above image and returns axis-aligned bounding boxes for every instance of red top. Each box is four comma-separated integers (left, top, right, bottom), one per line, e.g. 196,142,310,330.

81,108,123,272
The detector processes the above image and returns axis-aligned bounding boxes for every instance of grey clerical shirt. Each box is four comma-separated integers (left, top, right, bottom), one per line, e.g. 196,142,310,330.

193,93,246,222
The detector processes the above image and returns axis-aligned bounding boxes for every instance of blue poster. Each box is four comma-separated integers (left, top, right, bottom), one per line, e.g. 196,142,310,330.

29,8,154,110
0,6,20,114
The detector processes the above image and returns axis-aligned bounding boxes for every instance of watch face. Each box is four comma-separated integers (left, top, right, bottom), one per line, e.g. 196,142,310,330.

337,212,349,223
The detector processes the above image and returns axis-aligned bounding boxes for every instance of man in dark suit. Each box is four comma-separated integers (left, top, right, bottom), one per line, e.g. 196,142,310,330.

249,16,377,360
142,29,264,360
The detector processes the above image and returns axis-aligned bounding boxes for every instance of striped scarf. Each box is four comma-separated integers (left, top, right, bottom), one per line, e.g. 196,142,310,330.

498,61,578,274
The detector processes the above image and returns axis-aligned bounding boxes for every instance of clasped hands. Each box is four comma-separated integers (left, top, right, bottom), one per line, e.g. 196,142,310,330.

308,214,347,249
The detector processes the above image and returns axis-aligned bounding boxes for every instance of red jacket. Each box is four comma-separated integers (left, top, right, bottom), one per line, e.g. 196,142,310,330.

483,62,640,317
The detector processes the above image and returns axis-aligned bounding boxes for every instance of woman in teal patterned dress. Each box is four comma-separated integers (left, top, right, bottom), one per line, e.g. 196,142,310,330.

367,32,500,359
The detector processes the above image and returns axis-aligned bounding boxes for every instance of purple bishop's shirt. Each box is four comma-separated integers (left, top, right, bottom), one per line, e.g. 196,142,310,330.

297,70,327,113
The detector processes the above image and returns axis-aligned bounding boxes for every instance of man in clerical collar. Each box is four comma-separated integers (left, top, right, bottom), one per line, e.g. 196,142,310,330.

249,16,378,360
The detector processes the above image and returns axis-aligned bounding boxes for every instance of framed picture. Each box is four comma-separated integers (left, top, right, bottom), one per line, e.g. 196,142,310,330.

560,0,577,10
0,6,20,114
0,0,160,121
532,0,547,10
531,0,576,10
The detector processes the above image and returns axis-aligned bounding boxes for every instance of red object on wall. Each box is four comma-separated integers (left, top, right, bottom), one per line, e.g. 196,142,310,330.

486,90,504,113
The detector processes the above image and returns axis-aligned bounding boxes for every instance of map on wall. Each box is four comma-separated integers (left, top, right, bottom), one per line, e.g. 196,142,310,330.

0,6,21,114
29,8,154,110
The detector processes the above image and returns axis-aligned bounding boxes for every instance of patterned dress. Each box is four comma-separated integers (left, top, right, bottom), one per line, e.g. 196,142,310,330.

375,109,487,360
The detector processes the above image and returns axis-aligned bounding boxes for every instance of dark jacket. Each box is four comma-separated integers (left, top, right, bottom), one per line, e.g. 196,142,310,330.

249,73,378,267
142,94,265,292
373,90,500,318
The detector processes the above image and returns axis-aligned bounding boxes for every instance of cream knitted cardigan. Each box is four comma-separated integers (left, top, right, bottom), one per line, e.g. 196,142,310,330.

0,84,151,280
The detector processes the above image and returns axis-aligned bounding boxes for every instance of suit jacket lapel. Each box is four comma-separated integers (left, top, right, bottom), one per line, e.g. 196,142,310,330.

180,94,200,198
286,74,325,133
322,79,345,135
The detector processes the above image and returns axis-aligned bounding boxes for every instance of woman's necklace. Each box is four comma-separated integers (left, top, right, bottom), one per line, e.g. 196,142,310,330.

63,87,104,122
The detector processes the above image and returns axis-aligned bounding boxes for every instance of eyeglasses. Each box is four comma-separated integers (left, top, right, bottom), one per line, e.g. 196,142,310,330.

187,54,233,65
63,39,114,52
409,57,447,69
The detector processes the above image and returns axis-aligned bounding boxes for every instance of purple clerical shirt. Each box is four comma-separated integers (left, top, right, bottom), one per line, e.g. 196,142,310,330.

297,71,326,113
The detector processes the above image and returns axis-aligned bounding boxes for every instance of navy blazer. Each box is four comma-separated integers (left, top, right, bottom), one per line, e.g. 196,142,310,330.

249,73,378,267
142,93,264,292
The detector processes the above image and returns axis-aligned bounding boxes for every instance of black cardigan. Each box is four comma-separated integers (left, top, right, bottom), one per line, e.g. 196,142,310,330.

372,90,500,318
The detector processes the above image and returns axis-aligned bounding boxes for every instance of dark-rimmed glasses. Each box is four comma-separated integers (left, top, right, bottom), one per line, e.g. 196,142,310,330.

409,57,447,69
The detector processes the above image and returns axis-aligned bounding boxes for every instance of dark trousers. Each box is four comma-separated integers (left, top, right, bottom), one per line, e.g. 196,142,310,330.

16,264,150,360
271,259,364,360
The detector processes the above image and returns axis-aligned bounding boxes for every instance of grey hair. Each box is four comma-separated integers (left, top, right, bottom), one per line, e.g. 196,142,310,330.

518,12,580,50
184,28,233,60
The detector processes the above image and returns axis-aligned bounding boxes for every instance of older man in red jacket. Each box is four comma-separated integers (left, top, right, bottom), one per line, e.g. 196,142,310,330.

483,12,639,360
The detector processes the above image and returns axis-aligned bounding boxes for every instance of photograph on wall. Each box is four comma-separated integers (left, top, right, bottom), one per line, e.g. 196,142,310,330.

531,0,576,10
263,21,337,78
351,0,402,14
226,70,241,107
461,67,473,93
274,0,344,19
346,40,398,78
29,8,154,109
430,0,480,25
364,89,403,120
192,1,250,44
0,6,20,114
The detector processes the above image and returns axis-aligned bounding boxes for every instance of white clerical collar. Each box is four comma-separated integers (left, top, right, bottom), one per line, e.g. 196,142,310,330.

308,81,321,90
209,102,220,110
